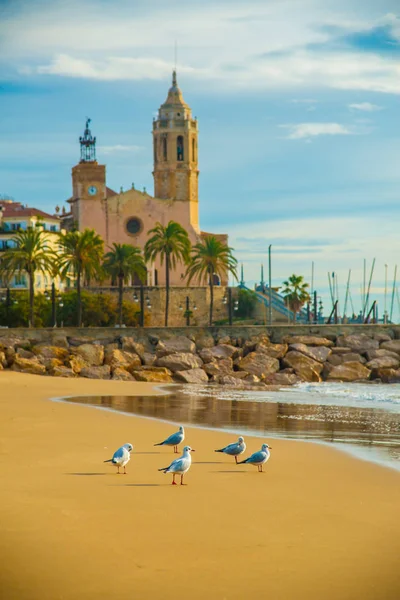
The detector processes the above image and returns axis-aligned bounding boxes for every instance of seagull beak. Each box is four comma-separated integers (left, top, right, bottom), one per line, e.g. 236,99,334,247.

191,449,196,452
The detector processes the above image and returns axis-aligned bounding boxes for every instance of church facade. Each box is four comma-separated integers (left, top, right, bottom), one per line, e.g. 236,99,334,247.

62,71,228,287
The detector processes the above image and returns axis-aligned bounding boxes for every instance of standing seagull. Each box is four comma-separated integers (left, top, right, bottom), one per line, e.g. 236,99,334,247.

238,443,271,472
158,445,195,485
154,426,185,453
104,443,133,474
215,436,246,464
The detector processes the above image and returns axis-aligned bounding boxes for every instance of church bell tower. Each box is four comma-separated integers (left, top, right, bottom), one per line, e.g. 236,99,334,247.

152,71,199,229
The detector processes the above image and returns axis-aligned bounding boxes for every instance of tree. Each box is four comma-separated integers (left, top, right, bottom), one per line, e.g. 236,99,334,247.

144,221,191,326
58,229,104,327
0,228,56,327
281,274,310,322
186,235,238,326
103,243,146,326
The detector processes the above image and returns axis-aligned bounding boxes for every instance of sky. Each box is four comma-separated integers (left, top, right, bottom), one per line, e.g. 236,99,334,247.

1,0,399,320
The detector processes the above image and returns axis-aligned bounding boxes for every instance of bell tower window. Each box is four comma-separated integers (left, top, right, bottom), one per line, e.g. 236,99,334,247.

162,135,167,161
192,137,196,162
177,136,184,161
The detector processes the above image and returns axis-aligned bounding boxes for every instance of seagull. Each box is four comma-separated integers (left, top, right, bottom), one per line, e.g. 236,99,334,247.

104,443,133,474
238,443,271,472
158,445,195,485
215,436,246,463
154,426,185,453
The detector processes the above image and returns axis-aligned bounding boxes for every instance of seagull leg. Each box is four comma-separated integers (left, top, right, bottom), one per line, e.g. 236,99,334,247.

172,474,177,485
235,456,238,464
174,445,178,453
180,474,185,486
117,466,120,474
123,466,127,475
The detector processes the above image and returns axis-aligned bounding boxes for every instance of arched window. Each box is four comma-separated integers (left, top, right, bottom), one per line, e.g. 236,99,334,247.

177,135,184,161
162,136,167,161
192,137,196,162
153,140,157,164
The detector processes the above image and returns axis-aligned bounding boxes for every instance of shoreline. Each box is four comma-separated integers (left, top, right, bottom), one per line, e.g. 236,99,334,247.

1,372,400,599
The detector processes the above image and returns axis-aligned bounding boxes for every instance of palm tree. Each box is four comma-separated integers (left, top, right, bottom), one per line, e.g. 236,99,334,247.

186,235,238,326
103,243,146,327
58,229,104,327
0,228,56,327
144,221,191,326
281,274,310,322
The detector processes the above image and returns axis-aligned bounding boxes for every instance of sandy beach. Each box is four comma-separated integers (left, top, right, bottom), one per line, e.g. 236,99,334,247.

0,372,399,600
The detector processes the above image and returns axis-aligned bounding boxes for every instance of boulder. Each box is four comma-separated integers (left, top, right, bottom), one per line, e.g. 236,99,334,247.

50,335,69,349
373,333,393,342
155,336,196,357
326,362,371,382
16,348,35,359
104,349,141,370
208,344,241,360
52,366,77,378
195,335,215,350
66,354,89,374
380,340,400,355
32,345,69,360
217,335,231,345
331,347,353,355
336,334,379,353
120,337,146,359
366,356,400,370
282,351,323,382
175,368,209,384
11,356,46,376
75,344,104,366
237,352,280,379
39,357,64,371
67,336,97,347
366,348,400,361
112,368,135,381
219,375,246,388
243,373,261,384
327,354,343,366
202,358,233,377
156,352,203,372
264,371,301,386
341,353,366,364
198,348,215,364
132,370,173,383
257,343,288,359
0,350,6,368
242,334,270,355
0,336,30,350
288,343,331,363
375,368,400,383
80,365,111,380
282,335,334,347
135,366,173,375
142,352,157,366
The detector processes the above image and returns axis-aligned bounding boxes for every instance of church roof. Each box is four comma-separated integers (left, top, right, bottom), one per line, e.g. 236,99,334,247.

161,70,189,108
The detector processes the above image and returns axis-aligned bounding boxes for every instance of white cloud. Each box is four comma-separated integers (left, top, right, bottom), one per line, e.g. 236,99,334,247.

349,102,383,111
280,122,352,140
98,145,143,154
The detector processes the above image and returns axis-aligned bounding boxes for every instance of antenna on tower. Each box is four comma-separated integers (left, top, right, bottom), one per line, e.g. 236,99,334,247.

174,40,178,72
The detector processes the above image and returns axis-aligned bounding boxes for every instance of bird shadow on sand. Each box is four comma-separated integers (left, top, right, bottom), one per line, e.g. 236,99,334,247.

195,461,224,465
66,472,108,476
135,451,162,455
116,483,162,487
215,470,247,473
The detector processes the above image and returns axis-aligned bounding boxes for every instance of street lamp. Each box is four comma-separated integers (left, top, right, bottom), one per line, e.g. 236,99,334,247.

179,296,197,326
223,288,239,325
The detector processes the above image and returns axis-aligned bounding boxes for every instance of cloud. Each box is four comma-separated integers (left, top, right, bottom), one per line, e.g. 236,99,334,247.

97,144,143,154
280,122,352,140
349,102,383,111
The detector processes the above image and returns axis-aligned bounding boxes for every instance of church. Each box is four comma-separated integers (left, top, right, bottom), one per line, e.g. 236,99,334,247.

61,71,228,287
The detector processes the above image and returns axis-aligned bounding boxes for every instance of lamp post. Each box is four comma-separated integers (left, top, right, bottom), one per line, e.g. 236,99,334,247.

179,296,197,326
45,283,63,327
223,287,239,326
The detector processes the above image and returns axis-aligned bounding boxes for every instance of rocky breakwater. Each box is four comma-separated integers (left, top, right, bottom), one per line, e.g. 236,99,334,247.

1,330,400,387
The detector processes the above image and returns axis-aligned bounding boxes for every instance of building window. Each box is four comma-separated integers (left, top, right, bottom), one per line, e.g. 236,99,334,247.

177,135,184,161
126,217,143,236
14,273,27,286
11,223,22,231
192,137,196,162
154,269,158,286
162,135,168,161
50,225,57,232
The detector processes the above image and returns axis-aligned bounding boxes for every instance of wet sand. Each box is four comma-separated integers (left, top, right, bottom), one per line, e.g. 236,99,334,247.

0,372,399,600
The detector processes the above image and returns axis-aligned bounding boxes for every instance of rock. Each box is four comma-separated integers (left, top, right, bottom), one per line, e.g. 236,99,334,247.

195,335,215,350
217,335,231,345
11,356,46,375
327,354,343,366
366,356,400,370
5,347,16,365
331,347,353,354
321,362,335,380
39,357,64,371
264,371,301,386
231,371,249,380
219,375,246,388
288,343,331,363
66,354,89,374
257,343,288,359
336,334,379,353
156,352,203,372
237,352,280,379
120,337,146,360
104,343,119,355
32,345,69,360
80,365,111,379
16,348,35,359
209,344,241,360
132,370,173,383
175,368,209,384
243,373,261,384
52,366,76,378
104,349,141,370
50,335,69,349
380,340,400,355
366,348,400,361
143,352,156,366
75,344,104,366
326,362,371,382
242,334,270,355
148,334,160,346
282,335,334,347
376,368,400,383
67,336,97,347
0,336,30,350
341,353,366,364
202,358,233,377
0,350,6,368
282,351,323,382
198,348,215,364
112,368,135,381
373,333,393,342
155,336,196,357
